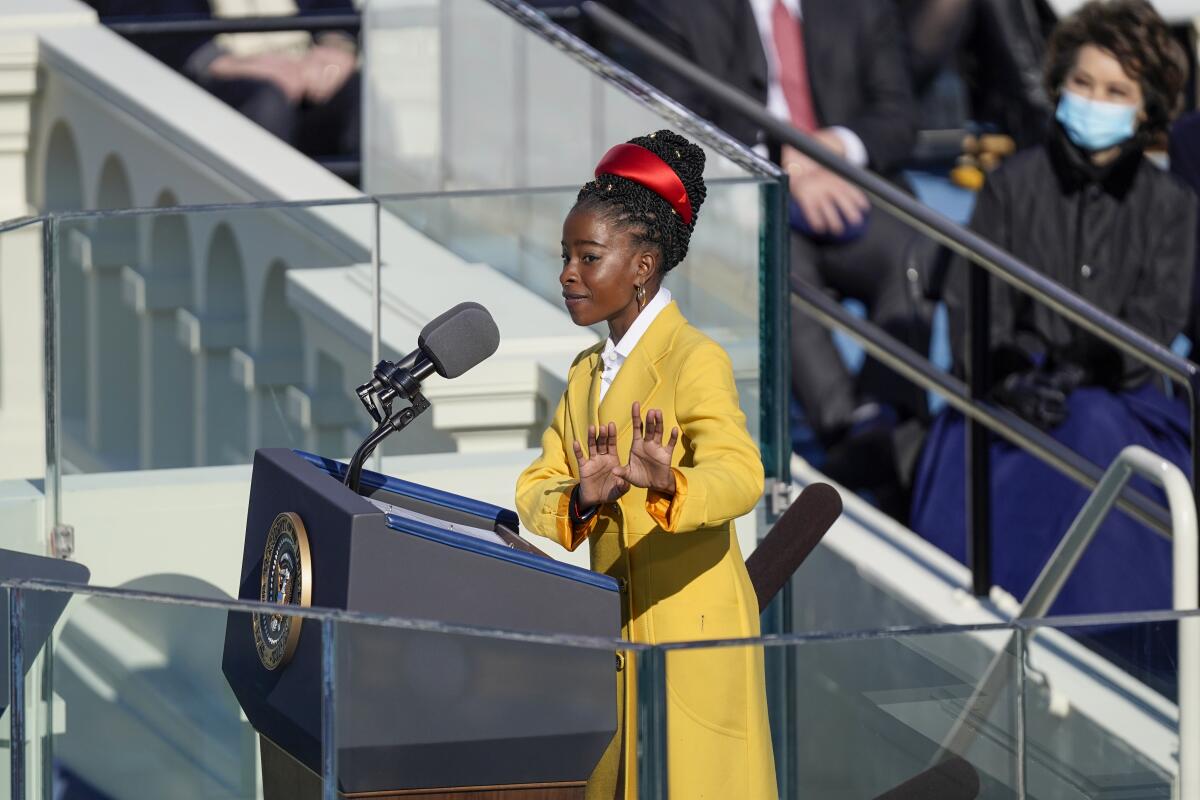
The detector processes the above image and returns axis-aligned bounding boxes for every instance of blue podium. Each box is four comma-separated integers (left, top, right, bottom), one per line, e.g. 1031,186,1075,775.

222,448,620,799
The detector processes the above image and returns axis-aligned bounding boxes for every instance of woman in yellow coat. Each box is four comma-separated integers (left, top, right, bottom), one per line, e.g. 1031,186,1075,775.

516,130,777,800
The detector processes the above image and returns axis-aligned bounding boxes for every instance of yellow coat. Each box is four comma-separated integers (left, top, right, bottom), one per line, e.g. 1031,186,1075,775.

516,302,778,800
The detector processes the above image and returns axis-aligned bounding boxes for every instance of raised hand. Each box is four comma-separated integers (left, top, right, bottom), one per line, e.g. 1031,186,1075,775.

614,402,680,495
572,422,629,509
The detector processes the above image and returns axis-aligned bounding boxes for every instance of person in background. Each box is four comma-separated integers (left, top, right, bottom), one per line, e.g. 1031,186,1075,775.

1169,111,1200,348
86,0,359,163
623,0,928,505
897,0,1056,149
911,0,1194,682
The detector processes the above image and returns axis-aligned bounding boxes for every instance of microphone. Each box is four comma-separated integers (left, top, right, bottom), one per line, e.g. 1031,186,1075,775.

365,302,501,411
870,757,981,800
746,482,842,613
345,302,500,491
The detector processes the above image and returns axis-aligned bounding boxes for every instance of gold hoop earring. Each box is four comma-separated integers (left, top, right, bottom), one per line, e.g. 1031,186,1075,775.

636,284,646,310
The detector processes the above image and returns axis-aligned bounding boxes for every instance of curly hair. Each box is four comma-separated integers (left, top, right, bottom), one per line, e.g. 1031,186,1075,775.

1044,0,1187,139
573,130,707,274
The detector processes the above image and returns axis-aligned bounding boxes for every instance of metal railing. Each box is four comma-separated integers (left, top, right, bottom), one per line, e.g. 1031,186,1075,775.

936,445,1199,797
99,11,362,36
579,0,1200,598
98,5,584,37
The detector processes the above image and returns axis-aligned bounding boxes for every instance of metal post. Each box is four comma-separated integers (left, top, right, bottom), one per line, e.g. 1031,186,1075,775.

10,588,25,800
1188,373,1200,595
370,200,383,474
1015,627,1027,800
636,647,668,800
321,617,337,800
42,217,65,556
965,261,992,596
760,175,795,799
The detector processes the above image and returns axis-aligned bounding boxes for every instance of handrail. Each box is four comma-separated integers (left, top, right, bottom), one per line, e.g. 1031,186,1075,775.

935,445,1199,797
581,0,1199,594
99,5,587,37
101,12,360,36
792,283,1173,536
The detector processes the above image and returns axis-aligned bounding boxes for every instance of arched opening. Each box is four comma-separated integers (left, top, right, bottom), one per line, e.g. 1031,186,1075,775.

88,154,141,469
202,224,248,465
256,261,304,449
43,123,88,427
144,190,196,468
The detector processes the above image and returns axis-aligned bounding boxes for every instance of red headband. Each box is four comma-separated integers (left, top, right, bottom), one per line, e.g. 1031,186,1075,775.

594,143,694,226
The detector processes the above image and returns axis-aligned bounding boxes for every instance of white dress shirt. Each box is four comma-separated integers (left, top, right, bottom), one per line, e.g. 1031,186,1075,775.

747,0,869,168
598,287,673,403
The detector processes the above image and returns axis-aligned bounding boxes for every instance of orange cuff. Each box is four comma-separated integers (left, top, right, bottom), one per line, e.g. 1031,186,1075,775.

646,468,688,532
557,489,596,551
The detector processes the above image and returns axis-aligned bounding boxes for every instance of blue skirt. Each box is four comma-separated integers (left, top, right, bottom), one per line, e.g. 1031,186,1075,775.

910,382,1191,617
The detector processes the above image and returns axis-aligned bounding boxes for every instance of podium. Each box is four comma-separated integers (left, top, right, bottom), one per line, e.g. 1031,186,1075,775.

222,449,620,799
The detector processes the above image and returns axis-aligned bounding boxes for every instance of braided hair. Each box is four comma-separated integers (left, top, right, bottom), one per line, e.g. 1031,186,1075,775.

574,130,707,274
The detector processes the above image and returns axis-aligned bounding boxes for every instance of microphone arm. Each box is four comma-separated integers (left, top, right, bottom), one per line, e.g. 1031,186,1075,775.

344,358,432,493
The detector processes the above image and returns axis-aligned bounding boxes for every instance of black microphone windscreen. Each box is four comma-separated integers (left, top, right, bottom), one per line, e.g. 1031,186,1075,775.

746,482,842,613
871,757,981,800
417,302,501,379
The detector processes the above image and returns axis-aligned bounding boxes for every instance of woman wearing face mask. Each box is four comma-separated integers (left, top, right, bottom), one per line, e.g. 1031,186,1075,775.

910,0,1195,683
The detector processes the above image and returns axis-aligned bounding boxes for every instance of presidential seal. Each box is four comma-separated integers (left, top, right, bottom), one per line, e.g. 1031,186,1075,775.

253,512,312,671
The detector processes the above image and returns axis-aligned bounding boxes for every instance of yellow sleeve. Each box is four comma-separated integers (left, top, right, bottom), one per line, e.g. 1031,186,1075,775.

647,341,764,533
515,390,595,551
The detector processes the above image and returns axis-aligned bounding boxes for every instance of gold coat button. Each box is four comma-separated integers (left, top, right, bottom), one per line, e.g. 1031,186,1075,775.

615,652,626,671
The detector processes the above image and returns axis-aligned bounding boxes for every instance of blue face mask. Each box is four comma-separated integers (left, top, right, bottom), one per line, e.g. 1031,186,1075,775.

1055,90,1139,151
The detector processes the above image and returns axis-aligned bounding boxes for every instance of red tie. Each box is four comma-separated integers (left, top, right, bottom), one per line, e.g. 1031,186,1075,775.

771,0,819,132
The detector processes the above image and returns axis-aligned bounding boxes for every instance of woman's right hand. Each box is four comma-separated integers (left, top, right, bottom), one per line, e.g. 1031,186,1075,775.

572,422,629,509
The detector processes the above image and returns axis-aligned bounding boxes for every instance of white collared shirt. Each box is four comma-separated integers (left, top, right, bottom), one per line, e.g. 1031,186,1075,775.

746,0,868,168
598,287,672,402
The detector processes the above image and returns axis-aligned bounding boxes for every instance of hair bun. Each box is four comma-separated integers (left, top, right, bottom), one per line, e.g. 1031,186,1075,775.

574,129,708,273
630,130,708,220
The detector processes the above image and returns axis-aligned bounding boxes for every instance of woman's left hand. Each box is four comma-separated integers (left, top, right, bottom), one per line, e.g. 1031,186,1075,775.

615,402,680,495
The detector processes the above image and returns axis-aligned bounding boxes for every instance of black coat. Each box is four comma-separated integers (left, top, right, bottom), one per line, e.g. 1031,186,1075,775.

624,0,917,178
947,127,1198,390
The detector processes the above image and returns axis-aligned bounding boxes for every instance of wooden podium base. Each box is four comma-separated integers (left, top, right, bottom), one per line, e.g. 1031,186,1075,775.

260,736,586,800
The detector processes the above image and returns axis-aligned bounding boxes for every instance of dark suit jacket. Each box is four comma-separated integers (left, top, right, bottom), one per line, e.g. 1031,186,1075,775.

626,0,917,177
1169,111,1200,342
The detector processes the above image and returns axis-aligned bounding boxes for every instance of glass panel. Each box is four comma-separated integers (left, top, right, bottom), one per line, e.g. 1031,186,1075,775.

362,0,769,196
1024,616,1184,798
0,219,50,557
332,614,622,798
50,200,376,597
767,629,1022,798
27,586,257,797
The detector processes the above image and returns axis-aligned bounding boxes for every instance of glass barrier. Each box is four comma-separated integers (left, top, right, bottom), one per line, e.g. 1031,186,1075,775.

4,581,632,800
0,218,50,558
361,0,773,195
25,180,788,591
1022,613,1191,799
49,199,377,474
40,199,379,597
5,581,1197,800
650,610,1197,799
